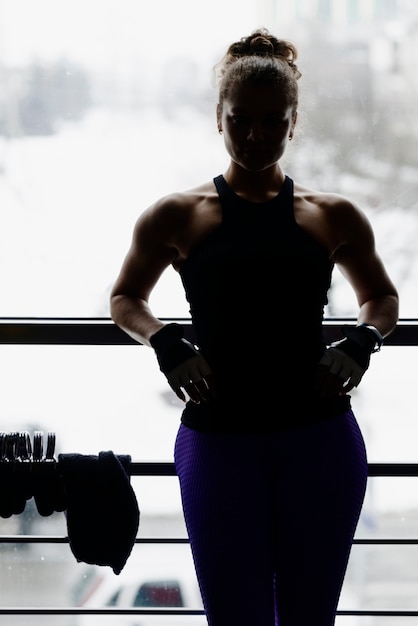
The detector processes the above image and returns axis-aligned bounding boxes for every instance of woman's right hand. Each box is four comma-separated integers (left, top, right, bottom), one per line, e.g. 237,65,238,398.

150,323,215,404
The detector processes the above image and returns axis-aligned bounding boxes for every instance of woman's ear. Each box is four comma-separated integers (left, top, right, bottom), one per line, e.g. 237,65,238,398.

292,111,298,131
289,111,297,140
216,104,222,134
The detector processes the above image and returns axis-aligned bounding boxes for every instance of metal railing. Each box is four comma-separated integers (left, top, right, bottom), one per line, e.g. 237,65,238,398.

0,317,417,620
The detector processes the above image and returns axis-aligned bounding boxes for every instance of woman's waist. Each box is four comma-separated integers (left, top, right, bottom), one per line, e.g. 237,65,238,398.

180,392,351,434
206,350,324,388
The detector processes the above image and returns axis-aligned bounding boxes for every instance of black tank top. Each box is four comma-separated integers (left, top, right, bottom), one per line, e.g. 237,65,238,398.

179,174,350,432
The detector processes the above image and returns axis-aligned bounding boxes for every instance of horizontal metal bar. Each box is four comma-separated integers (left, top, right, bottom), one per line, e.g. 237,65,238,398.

0,318,416,345
367,463,418,476
2,535,418,545
0,607,205,615
0,317,191,345
129,461,418,476
353,539,418,545
0,535,190,544
0,461,416,477
338,611,418,617
0,607,417,617
131,461,177,475
0,460,403,477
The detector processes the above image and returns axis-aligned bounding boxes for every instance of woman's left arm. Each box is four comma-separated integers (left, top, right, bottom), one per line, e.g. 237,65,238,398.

333,199,399,337
315,197,399,397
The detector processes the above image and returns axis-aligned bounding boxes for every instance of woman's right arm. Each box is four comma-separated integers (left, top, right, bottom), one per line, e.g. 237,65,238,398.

110,201,178,346
110,199,215,404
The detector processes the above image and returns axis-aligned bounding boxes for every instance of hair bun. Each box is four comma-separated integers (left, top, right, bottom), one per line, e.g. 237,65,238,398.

249,34,274,56
224,28,301,79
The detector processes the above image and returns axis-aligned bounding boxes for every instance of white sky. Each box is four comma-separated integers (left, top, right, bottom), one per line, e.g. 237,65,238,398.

0,0,261,69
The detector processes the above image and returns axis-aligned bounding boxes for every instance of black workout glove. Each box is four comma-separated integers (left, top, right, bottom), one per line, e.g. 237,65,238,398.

150,323,213,399
319,324,383,388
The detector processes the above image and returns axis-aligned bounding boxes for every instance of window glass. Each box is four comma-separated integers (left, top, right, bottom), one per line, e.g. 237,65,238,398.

0,0,417,317
1,2,417,622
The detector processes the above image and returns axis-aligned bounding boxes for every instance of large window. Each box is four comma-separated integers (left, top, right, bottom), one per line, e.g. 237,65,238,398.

1,2,418,623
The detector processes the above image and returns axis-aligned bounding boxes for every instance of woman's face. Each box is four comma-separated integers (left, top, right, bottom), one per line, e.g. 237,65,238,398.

218,81,297,172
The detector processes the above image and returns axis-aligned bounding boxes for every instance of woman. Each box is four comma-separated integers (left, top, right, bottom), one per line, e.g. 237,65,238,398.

110,28,399,626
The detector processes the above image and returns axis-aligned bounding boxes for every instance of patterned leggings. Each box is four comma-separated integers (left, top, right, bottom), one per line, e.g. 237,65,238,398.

174,410,368,626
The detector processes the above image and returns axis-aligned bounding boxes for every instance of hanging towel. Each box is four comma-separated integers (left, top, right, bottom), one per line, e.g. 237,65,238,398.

58,451,140,575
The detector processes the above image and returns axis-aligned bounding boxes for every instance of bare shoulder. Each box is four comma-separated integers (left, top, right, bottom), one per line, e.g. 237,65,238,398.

133,180,221,265
293,181,374,256
139,181,207,219
135,181,215,233
294,181,365,214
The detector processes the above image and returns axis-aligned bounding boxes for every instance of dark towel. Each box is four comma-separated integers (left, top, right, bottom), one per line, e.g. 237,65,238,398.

58,451,140,575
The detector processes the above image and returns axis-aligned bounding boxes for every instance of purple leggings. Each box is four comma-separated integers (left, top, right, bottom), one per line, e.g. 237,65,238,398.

174,410,367,626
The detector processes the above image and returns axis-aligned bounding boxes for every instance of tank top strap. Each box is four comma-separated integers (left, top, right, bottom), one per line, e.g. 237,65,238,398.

213,174,294,210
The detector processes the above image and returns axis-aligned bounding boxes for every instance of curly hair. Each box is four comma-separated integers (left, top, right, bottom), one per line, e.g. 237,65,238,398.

214,28,301,114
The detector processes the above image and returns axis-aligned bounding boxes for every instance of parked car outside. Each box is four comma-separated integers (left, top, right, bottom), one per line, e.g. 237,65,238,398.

74,543,206,626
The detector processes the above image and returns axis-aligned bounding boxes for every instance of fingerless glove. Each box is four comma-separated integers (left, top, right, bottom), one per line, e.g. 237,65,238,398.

319,324,383,387
335,324,383,369
150,323,200,376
